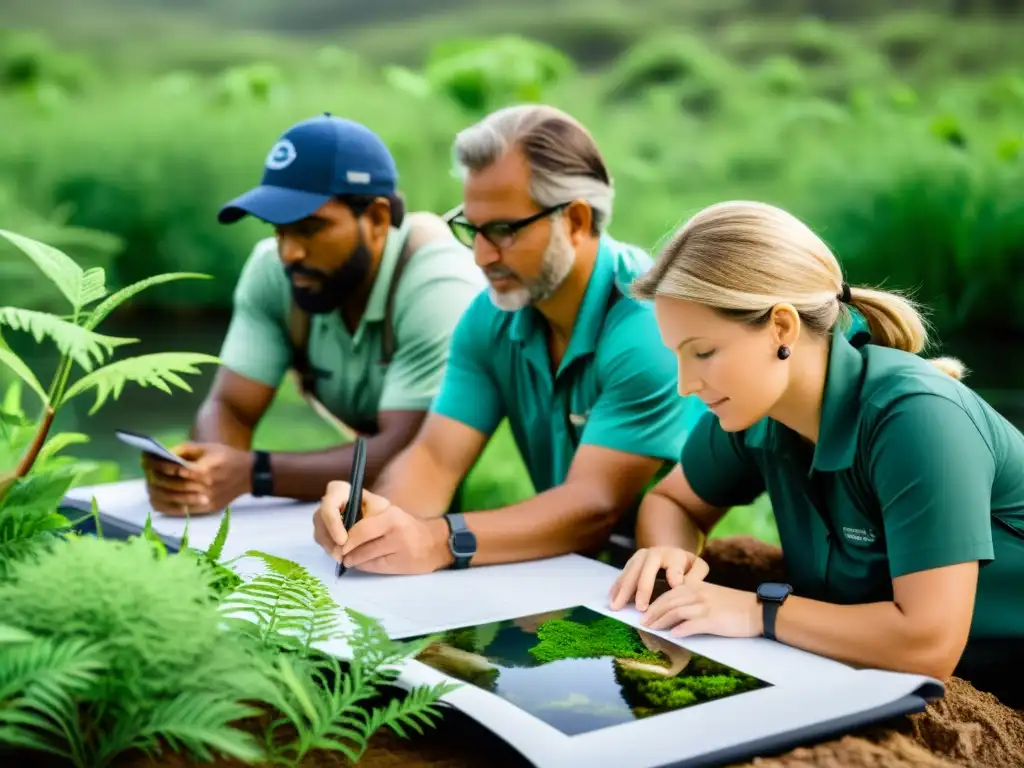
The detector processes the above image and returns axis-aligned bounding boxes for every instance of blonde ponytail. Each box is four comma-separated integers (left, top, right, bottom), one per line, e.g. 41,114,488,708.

847,286,967,381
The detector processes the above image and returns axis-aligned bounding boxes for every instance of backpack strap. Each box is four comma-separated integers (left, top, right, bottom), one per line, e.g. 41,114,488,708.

287,299,315,396
380,211,455,365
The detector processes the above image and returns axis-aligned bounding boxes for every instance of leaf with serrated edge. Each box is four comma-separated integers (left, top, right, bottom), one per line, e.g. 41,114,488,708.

59,352,221,413
84,272,211,330
0,229,108,313
0,347,48,405
0,307,138,373
0,228,85,310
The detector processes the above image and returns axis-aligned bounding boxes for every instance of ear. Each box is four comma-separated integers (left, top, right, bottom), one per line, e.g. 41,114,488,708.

361,198,392,252
769,304,801,348
563,200,593,246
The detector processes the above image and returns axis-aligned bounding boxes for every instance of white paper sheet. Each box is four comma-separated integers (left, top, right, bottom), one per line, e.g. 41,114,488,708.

68,480,945,768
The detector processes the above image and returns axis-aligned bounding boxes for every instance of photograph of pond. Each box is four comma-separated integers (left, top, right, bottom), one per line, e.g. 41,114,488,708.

409,605,771,736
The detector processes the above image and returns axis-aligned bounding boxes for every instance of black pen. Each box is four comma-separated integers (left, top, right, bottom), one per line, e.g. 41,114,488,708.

337,436,367,578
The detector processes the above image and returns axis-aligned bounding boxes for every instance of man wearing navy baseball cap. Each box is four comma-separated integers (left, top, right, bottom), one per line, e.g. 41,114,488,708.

142,113,486,516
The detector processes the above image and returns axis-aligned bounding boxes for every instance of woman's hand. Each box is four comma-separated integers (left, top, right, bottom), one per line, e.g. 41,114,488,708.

608,546,710,611
640,581,762,639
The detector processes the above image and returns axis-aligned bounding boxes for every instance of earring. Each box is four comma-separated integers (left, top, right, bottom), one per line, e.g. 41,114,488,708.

777,345,791,360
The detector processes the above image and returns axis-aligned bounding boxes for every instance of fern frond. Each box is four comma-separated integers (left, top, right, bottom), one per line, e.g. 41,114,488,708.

59,352,221,414
0,228,107,312
359,680,458,742
84,272,212,331
220,569,341,652
344,608,435,673
0,346,48,406
0,632,108,767
205,507,232,563
0,307,136,372
94,691,265,768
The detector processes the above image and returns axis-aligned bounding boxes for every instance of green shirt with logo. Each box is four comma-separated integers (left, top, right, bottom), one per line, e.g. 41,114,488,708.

218,219,487,433
682,325,1024,669
430,234,708,509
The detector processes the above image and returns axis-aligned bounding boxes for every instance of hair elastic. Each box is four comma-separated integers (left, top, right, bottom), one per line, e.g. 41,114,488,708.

838,282,852,304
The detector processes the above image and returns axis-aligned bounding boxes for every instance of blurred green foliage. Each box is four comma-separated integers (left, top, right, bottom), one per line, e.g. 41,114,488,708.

2,11,1022,335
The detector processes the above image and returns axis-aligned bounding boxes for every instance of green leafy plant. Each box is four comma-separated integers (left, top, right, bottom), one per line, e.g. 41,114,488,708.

0,512,458,767
0,227,219,577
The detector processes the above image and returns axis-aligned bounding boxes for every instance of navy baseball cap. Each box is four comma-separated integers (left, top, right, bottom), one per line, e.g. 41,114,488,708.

217,113,398,225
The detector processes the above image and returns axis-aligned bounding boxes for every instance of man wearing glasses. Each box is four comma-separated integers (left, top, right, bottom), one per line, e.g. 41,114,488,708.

312,104,707,575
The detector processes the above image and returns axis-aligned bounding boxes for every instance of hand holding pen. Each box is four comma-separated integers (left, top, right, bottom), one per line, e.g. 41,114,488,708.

311,436,456,576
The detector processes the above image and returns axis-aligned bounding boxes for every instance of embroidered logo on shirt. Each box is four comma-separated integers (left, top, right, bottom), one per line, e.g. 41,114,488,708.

841,526,877,544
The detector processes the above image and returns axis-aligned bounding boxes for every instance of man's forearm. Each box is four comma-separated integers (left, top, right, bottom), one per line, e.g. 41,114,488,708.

371,443,460,518
635,492,707,553
451,484,621,567
774,597,956,679
191,399,254,449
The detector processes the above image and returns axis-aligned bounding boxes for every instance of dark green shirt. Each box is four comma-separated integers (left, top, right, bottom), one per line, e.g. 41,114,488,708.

682,327,1024,661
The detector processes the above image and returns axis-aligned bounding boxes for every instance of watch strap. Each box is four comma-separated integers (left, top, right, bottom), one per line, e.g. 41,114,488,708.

762,600,780,642
251,450,273,497
444,512,476,570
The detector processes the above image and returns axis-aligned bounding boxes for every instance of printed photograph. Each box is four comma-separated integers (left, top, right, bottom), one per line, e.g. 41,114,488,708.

410,605,771,736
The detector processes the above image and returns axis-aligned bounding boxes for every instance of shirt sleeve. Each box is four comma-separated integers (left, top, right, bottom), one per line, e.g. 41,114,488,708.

680,410,767,508
428,295,505,437
217,239,292,388
379,264,486,413
580,308,704,463
867,394,996,579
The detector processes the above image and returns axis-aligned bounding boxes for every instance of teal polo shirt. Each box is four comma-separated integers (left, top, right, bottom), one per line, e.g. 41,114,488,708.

431,235,707,499
682,325,1024,666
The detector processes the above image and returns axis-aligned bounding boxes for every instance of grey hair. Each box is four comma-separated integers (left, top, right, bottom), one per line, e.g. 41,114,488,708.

451,104,615,233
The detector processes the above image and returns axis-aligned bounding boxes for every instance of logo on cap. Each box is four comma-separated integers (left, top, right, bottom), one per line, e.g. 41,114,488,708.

265,139,297,171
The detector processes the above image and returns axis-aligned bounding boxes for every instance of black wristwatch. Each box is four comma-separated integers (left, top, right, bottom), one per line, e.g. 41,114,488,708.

251,450,273,497
444,513,477,570
756,582,793,641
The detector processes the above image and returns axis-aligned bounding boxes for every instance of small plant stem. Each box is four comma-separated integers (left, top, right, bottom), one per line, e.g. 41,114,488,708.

15,404,56,478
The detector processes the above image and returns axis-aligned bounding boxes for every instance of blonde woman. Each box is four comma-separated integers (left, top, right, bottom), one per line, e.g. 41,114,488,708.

607,201,1024,708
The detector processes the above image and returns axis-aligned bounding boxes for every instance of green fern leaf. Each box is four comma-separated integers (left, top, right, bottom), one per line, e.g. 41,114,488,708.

84,272,212,331
95,691,265,766
0,307,137,373
0,347,48,406
0,228,105,313
205,507,232,563
59,352,221,414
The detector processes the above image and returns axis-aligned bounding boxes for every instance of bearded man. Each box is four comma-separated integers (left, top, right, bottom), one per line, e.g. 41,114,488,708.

311,104,707,575
141,114,485,515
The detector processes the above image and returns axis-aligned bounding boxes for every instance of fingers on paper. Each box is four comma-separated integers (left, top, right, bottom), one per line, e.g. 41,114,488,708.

642,591,707,631
317,481,352,547
341,534,397,569
634,553,666,611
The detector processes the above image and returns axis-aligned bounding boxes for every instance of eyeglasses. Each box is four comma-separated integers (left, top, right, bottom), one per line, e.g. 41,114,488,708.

443,202,570,250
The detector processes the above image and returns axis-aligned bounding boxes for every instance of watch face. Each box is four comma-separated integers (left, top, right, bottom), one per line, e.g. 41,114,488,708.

758,582,791,601
450,530,477,557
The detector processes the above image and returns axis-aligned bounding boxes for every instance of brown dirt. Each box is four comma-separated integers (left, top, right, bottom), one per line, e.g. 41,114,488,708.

10,536,1024,767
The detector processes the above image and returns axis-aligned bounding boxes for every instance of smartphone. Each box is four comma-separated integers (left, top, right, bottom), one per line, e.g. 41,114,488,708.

115,429,190,467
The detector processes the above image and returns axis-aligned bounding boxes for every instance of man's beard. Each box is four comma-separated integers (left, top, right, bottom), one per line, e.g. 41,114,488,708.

485,219,575,312
286,239,373,315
